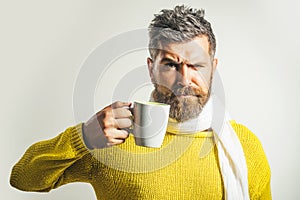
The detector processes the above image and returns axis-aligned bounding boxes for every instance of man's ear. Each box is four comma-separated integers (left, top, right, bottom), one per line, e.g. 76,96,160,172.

212,58,218,73
147,57,155,83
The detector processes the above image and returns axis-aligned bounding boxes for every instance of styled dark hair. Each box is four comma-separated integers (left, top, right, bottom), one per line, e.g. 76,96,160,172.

148,5,216,59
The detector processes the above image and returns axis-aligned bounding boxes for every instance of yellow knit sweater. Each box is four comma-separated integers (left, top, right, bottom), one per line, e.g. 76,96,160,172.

10,121,271,199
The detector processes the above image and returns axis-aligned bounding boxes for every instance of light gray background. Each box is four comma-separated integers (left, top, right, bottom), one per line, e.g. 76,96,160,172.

1,0,299,199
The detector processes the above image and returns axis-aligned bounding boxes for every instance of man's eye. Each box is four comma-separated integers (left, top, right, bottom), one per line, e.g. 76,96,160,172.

194,65,205,70
159,63,175,72
165,63,177,68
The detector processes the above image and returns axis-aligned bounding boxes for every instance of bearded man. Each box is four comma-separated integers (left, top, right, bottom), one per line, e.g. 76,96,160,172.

10,5,271,200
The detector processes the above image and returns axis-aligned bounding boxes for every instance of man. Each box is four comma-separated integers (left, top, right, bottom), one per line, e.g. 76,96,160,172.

10,5,271,199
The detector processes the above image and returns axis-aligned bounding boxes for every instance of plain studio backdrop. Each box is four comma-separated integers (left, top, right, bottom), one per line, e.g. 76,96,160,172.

1,0,299,199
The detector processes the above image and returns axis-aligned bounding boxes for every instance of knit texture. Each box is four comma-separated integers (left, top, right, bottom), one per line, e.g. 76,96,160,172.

10,121,271,199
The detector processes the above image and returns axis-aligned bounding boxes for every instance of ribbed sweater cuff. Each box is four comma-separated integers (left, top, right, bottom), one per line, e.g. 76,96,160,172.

70,123,90,157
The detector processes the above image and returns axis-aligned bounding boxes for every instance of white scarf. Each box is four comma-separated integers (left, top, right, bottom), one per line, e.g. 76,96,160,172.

166,95,250,200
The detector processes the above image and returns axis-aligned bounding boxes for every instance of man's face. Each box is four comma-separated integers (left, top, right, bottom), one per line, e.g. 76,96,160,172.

147,36,218,122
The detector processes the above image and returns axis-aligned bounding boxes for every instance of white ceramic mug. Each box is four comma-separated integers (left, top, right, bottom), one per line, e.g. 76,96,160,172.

131,101,170,148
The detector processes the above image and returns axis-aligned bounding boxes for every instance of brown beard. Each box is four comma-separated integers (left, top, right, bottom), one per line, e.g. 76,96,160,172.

152,84,210,122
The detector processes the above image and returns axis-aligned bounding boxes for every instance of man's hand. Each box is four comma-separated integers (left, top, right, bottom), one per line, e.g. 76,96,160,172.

82,101,132,149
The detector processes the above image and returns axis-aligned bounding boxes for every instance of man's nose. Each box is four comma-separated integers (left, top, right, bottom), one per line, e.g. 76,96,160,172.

177,64,191,86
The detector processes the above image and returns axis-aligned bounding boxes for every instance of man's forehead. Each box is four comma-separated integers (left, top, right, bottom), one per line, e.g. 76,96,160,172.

155,36,211,63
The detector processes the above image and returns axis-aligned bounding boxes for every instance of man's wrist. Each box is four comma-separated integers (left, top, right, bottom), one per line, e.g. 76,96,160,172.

82,123,94,150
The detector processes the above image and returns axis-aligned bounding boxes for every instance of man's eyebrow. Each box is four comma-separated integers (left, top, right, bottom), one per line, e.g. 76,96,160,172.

160,57,180,64
160,57,209,67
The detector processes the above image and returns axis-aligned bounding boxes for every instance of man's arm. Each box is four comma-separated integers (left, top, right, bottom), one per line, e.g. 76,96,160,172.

10,124,91,192
260,180,272,200
10,101,132,192
231,121,272,199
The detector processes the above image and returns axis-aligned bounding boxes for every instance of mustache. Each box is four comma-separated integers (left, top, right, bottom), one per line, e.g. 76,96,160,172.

155,84,204,97
172,86,203,97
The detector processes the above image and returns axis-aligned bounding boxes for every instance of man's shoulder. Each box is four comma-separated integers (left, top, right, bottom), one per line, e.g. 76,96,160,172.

230,120,270,171
229,120,269,163
229,120,262,146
